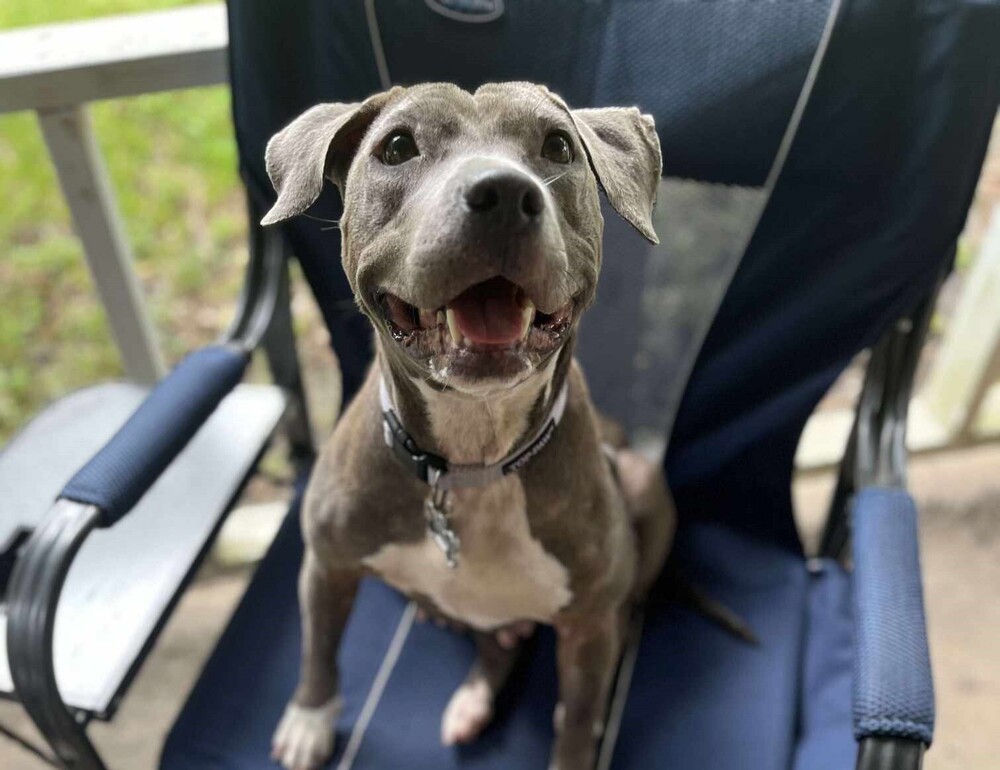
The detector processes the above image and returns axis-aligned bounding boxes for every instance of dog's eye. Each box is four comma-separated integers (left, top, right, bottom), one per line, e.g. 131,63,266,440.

541,132,573,164
381,131,419,166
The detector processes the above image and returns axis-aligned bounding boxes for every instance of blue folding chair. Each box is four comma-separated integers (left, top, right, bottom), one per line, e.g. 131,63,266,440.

5,1,998,769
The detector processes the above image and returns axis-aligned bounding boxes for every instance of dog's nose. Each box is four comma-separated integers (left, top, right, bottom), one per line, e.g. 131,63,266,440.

464,171,545,223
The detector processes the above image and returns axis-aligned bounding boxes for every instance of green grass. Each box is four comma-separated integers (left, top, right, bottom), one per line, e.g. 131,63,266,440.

0,1,248,441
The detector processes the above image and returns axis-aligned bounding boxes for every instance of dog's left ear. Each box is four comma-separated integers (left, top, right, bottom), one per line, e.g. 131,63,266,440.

569,107,662,244
261,88,402,226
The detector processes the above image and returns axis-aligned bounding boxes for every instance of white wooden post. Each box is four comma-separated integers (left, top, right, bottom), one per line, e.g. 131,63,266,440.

921,206,1000,441
37,105,166,384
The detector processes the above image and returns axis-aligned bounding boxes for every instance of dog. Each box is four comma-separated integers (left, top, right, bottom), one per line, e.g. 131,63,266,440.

262,82,675,770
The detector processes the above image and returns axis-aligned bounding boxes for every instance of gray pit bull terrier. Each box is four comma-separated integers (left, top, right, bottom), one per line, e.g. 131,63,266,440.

262,82,676,770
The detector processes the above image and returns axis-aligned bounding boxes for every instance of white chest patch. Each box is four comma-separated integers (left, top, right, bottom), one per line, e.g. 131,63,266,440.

363,476,572,630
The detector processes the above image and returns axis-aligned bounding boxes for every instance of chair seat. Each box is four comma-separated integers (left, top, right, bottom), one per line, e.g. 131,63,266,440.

162,499,855,770
0,381,286,716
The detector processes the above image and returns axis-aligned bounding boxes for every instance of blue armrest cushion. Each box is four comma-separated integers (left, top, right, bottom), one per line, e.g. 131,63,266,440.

851,486,935,745
61,345,249,526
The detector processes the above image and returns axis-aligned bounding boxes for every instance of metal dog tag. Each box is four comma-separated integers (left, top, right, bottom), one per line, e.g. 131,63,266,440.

425,489,460,568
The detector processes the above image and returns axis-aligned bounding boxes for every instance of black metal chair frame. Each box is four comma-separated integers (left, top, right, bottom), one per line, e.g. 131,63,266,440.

4,192,312,770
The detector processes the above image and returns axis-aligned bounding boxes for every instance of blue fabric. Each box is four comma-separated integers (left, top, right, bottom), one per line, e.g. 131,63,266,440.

162,515,859,770
793,560,855,770
851,487,934,745
61,346,248,526
609,524,810,769
665,0,1000,548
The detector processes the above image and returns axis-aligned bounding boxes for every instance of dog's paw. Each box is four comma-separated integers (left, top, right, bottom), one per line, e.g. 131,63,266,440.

441,679,494,746
271,696,342,770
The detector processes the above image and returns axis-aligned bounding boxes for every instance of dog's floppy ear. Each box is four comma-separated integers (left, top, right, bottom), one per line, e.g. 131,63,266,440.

261,88,401,226
569,107,662,244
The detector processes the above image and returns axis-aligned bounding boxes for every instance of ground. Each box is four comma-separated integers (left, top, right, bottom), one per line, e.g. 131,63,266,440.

1,444,999,770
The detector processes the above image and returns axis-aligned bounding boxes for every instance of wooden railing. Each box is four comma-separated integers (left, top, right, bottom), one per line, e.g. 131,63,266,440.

0,4,228,384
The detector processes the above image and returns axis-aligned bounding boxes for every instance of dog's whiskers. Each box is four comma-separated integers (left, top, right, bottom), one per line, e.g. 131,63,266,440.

542,172,569,187
301,213,342,230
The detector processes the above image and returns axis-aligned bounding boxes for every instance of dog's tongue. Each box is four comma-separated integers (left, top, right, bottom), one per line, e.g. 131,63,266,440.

448,277,526,345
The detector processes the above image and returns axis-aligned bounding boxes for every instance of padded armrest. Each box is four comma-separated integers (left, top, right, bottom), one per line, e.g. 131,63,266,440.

60,345,249,526
851,487,935,746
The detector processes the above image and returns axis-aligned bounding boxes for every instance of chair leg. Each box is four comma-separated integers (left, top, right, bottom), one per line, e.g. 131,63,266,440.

25,707,106,770
260,243,316,469
241,199,316,470
857,737,924,770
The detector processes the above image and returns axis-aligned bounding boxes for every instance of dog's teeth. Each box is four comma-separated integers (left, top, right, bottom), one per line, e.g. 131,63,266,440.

445,308,463,346
436,310,445,328
521,301,536,340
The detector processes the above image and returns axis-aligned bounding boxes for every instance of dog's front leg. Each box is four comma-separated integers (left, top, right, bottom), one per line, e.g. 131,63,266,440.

550,610,623,770
272,552,360,770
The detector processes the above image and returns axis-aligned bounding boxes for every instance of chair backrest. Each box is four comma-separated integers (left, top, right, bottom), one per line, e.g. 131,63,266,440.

227,0,1000,550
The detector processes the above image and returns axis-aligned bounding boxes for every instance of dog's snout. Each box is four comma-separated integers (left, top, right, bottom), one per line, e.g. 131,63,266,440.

464,171,545,223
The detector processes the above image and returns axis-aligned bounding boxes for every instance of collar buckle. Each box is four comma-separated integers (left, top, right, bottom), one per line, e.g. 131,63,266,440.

383,406,448,484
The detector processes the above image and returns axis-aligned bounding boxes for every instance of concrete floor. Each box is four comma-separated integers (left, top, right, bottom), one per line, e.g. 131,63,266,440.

2,445,999,770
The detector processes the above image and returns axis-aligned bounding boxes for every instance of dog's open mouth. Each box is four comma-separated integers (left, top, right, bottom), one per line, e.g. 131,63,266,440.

373,277,573,377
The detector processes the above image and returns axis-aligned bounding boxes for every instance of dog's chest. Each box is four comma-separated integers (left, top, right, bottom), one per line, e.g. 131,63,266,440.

362,477,572,630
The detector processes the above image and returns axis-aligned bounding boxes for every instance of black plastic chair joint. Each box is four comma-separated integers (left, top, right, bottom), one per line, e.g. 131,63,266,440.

857,737,925,770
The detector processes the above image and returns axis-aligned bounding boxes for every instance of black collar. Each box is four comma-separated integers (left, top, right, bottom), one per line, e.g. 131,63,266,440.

379,377,569,490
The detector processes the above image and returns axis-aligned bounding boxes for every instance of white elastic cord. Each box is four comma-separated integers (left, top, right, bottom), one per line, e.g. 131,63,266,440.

336,602,417,770
762,0,844,193
364,0,393,90
595,609,645,770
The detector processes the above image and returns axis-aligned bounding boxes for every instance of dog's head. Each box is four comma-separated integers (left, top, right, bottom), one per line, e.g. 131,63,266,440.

263,82,661,394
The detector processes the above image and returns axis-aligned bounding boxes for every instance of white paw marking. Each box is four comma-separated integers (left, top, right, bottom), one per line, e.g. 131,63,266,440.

441,679,494,746
271,696,342,770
